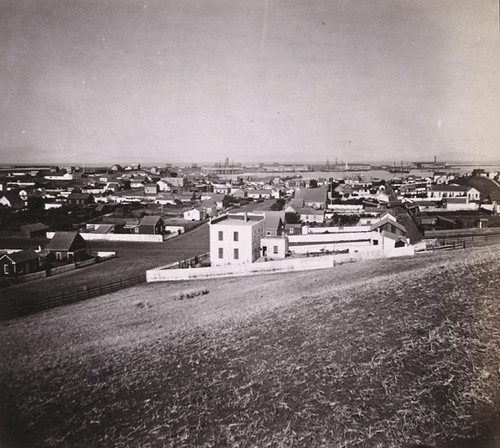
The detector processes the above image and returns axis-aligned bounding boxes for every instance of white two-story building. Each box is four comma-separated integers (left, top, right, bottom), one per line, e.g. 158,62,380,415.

209,213,265,266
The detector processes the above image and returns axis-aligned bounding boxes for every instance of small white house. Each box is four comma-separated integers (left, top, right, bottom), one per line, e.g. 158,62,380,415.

183,208,206,221
260,236,289,260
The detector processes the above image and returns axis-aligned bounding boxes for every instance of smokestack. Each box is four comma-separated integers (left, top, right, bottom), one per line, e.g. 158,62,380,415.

434,155,437,164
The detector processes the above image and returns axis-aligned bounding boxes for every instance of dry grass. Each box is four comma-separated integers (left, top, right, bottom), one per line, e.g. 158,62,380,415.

1,244,500,447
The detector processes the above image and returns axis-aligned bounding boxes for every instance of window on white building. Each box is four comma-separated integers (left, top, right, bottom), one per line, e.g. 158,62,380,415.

234,248,239,259
218,231,223,241
273,246,278,254
218,248,223,258
233,231,238,242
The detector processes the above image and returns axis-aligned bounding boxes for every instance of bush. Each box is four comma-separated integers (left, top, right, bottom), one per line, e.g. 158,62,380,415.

174,289,209,301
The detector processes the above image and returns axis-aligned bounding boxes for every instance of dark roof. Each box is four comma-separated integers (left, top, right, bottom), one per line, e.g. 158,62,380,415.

430,185,467,192
140,215,163,226
20,223,49,233
257,211,285,229
45,231,83,251
1,249,39,264
68,192,93,199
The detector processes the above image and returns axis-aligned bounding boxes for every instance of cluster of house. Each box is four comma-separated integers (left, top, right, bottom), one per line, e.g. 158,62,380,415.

208,209,411,267
0,232,89,279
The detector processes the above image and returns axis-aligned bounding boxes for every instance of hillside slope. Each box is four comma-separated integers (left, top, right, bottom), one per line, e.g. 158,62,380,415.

1,245,500,448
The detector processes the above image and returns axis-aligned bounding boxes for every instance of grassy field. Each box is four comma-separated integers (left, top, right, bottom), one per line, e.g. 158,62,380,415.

1,244,500,447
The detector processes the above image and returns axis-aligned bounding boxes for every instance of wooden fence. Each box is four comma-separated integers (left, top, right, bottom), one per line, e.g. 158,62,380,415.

0,273,147,321
424,232,500,250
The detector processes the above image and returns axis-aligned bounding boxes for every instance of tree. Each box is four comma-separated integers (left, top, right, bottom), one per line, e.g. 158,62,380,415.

285,212,300,224
271,199,285,211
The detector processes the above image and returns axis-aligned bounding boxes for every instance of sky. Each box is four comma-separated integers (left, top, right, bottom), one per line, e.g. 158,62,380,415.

1,0,500,165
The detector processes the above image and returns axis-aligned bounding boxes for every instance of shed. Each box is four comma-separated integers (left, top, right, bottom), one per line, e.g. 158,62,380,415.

139,216,164,235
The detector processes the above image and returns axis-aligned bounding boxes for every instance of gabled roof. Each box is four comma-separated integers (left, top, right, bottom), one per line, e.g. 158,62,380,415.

255,210,285,228
370,215,406,233
140,215,163,226
0,249,39,264
45,232,83,251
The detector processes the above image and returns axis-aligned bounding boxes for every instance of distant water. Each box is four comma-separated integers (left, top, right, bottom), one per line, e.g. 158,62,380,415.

223,165,500,182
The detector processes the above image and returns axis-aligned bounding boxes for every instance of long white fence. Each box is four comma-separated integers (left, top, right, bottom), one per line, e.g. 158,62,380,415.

46,232,164,243
146,246,415,283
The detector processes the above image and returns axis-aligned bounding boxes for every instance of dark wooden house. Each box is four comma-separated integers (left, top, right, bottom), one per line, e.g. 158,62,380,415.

45,232,89,262
0,249,40,277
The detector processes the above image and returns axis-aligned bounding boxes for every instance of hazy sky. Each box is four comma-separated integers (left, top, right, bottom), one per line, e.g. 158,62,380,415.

1,0,500,165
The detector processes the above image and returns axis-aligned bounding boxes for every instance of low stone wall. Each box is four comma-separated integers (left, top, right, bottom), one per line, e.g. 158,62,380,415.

49,264,76,276
17,270,47,283
75,258,97,268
